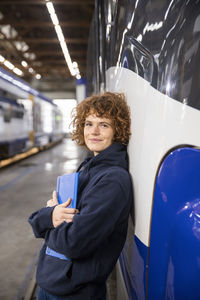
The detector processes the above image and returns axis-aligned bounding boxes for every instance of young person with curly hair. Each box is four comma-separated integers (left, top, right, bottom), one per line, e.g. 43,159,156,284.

29,92,133,300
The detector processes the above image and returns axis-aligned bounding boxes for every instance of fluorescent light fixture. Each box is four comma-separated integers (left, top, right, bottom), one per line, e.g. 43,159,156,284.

4,60,14,70
73,61,81,77
46,2,55,15
55,25,65,42
60,40,68,52
73,61,78,68
13,67,23,76
45,1,81,77
50,13,59,26
28,67,34,73
35,73,41,79
21,60,28,67
22,60,38,77
59,40,76,76
0,54,5,62
0,54,24,76
46,2,59,26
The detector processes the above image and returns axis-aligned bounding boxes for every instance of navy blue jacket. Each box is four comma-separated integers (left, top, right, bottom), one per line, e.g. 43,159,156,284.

28,143,133,299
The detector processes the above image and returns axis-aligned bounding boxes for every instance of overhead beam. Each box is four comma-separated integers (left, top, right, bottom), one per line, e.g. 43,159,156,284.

3,49,86,57
0,38,88,44
14,60,86,66
0,0,94,4
0,20,90,28
35,64,86,70
34,69,86,76
34,50,86,56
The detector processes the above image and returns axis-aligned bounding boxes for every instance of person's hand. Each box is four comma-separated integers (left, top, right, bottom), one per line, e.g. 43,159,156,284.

52,198,79,228
46,190,58,207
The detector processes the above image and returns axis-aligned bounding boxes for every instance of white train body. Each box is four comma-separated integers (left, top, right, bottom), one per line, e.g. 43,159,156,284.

107,67,200,246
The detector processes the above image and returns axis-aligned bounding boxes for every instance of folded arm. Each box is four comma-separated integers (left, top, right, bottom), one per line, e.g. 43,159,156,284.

28,191,78,238
45,174,131,259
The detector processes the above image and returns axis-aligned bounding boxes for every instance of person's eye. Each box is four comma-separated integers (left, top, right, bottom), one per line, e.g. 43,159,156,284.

85,122,92,127
101,123,109,128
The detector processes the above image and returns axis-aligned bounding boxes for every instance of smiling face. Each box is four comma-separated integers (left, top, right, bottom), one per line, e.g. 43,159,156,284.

84,114,114,156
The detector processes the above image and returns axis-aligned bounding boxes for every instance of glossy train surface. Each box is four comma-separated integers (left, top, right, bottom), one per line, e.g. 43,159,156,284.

87,0,200,299
0,67,63,159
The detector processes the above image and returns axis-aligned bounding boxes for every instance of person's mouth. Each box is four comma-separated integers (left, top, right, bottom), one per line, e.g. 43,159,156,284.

89,139,102,142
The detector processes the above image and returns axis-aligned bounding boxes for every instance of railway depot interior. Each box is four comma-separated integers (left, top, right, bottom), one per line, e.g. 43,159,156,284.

1,1,200,300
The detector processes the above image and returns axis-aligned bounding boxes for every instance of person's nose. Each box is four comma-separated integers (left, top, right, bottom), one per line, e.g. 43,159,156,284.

91,125,100,135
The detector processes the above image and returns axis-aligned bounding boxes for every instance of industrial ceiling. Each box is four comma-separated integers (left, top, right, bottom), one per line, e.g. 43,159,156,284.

0,0,95,95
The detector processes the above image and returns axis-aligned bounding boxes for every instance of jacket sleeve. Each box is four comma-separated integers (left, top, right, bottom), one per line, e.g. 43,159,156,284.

28,206,55,238
45,172,132,259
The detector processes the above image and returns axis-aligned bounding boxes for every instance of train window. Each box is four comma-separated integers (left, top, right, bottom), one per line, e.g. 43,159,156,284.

12,105,24,119
120,35,157,87
155,0,200,110
3,105,12,123
0,100,24,122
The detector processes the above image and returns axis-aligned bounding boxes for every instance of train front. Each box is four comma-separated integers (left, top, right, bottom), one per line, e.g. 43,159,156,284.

87,1,200,299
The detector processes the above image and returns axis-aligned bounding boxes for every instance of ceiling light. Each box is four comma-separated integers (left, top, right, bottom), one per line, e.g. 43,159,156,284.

46,1,55,15
73,62,78,68
0,53,24,76
55,25,64,42
1,24,17,39
0,55,5,63
50,13,59,26
28,67,34,73
35,74,41,80
23,52,36,60
21,60,28,67
4,60,14,70
73,61,80,77
14,41,29,52
46,1,59,26
13,67,23,76
45,1,80,77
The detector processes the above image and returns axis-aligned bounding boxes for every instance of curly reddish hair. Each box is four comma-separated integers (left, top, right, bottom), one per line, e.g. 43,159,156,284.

71,92,131,146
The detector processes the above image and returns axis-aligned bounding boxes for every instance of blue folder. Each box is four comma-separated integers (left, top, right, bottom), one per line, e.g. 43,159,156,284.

46,172,79,261
56,172,79,208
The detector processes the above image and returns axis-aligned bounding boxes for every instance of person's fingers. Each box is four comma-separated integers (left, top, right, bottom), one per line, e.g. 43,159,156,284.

60,197,72,207
46,199,54,207
64,215,75,223
52,190,58,203
52,203,78,227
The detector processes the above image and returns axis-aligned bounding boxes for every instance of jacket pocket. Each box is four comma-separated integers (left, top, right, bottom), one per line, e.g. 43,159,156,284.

36,245,73,294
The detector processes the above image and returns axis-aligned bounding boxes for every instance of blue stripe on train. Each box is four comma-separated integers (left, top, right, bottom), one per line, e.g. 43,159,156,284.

119,235,148,300
0,137,29,145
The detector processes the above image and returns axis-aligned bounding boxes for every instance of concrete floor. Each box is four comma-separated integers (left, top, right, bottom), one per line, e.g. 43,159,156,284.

0,138,86,300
